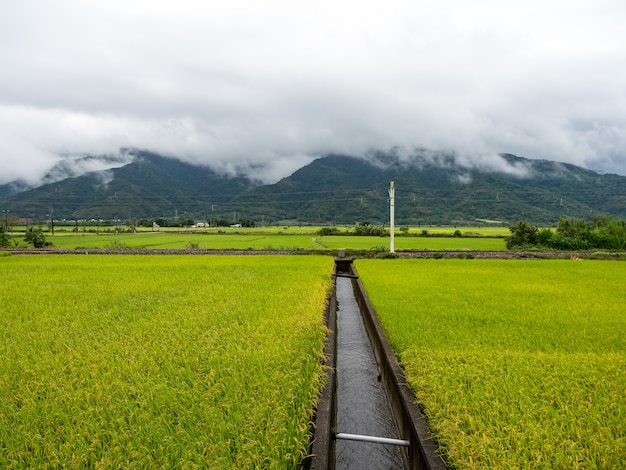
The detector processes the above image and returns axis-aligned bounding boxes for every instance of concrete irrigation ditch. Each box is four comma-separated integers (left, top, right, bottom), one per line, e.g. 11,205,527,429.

307,258,446,470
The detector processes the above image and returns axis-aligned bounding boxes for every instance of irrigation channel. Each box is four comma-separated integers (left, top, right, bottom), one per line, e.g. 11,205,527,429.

308,258,446,470
334,272,405,469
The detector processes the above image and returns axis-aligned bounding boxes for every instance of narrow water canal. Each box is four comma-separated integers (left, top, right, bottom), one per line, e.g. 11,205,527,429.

335,276,405,469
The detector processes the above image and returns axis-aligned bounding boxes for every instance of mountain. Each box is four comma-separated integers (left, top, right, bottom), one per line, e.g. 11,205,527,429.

2,148,626,226
40,151,136,186
228,150,626,225
0,150,258,222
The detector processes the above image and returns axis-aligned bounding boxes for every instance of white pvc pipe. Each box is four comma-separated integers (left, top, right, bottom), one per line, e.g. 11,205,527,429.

335,432,410,447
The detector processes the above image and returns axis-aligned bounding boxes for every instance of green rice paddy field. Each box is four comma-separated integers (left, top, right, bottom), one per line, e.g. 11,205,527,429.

0,255,333,469
356,259,626,469
44,231,506,251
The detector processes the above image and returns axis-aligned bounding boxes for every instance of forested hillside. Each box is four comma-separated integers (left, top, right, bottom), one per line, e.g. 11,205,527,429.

2,149,625,226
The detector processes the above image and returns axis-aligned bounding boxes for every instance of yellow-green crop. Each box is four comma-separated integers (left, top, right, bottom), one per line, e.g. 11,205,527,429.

316,235,505,251
356,259,626,469
47,232,321,250
0,255,333,469
47,231,506,251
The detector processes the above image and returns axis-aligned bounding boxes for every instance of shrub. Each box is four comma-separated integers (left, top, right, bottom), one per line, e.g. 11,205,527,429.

536,228,554,246
317,227,341,236
104,240,128,250
353,222,387,237
549,235,590,250
24,228,49,248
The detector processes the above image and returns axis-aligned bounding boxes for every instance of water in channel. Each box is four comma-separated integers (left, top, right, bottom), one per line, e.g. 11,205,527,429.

334,276,405,469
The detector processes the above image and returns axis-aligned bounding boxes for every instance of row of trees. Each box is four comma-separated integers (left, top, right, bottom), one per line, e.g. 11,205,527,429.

318,223,471,237
317,222,388,237
507,216,626,250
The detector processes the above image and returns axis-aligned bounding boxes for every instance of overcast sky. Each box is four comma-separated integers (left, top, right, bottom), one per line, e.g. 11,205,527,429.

2,0,626,185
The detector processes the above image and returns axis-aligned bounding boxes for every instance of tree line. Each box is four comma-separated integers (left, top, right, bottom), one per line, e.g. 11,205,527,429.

506,216,626,250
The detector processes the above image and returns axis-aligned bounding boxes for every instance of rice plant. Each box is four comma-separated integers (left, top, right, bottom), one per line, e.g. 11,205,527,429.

0,255,333,469
356,259,626,469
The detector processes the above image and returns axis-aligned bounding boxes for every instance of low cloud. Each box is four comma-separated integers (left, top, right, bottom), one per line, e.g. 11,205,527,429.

455,173,473,185
454,152,532,178
1,1,626,185
41,151,136,185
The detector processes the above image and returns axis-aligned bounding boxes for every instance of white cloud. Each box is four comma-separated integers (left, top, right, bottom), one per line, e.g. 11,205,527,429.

1,0,626,184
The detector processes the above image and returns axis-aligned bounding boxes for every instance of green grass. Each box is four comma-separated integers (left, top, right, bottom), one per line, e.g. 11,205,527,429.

47,233,320,250
0,255,333,468
355,259,626,469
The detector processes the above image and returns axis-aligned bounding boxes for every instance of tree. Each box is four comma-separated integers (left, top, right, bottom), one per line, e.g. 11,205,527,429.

24,228,49,248
557,217,592,239
0,226,9,248
591,215,613,228
505,220,538,248
507,216,626,250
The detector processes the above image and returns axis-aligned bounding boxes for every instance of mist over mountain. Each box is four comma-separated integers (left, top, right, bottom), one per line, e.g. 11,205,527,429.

1,148,625,226
0,149,138,198
39,150,137,186
229,149,626,225
0,150,259,222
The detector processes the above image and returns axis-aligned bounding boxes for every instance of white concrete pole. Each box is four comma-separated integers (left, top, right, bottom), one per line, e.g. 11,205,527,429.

389,181,395,253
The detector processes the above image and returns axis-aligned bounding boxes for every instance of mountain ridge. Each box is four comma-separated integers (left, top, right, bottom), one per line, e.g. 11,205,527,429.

2,148,625,225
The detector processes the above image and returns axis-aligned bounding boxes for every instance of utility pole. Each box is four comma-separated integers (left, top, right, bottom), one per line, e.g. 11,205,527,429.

389,181,395,254
3,209,9,231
